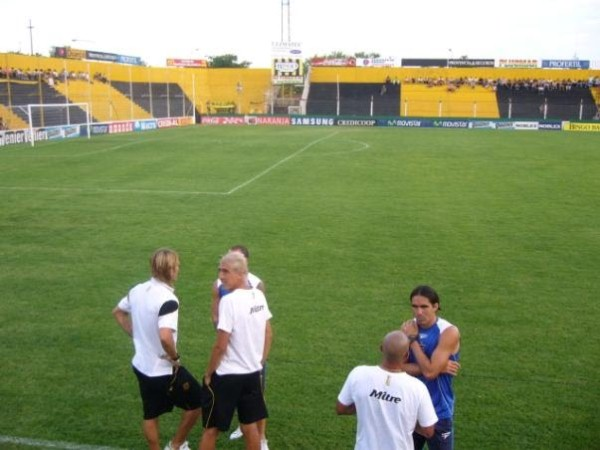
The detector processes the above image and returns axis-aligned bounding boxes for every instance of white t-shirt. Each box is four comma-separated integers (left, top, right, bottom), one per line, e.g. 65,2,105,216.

216,287,272,375
117,277,179,377
338,366,438,450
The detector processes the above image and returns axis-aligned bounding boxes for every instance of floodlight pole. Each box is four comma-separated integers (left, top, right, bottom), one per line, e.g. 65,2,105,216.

28,19,34,55
281,0,291,42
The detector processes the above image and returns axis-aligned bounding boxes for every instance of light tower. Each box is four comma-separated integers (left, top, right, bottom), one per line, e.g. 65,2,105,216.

281,0,291,42
28,19,34,55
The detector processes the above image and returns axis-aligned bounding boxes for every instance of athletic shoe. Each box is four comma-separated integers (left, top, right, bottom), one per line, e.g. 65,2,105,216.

261,439,269,450
229,426,243,440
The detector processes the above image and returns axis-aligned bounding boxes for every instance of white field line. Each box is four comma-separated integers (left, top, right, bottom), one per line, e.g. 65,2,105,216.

225,131,339,194
0,435,124,450
315,138,370,156
0,185,226,195
78,139,164,157
0,132,340,196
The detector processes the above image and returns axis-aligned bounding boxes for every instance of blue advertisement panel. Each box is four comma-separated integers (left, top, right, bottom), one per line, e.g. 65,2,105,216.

90,124,110,136
135,120,158,131
541,60,590,69
538,121,562,131
85,50,143,66
337,119,377,127
382,119,434,128
432,120,469,129
291,117,336,126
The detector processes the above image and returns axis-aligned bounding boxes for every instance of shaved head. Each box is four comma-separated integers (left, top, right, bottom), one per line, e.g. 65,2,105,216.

381,330,410,364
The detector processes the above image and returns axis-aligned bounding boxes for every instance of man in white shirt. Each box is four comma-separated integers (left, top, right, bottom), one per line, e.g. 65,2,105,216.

200,251,273,450
113,248,202,450
337,330,437,450
209,245,269,446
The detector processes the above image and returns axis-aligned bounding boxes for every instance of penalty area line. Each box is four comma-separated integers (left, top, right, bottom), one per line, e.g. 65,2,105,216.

0,435,124,450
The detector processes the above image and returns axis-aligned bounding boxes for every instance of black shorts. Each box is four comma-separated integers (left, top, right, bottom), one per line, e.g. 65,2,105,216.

134,365,203,420
202,370,268,432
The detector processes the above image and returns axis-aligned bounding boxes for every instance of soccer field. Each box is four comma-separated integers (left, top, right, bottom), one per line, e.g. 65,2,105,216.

0,125,598,449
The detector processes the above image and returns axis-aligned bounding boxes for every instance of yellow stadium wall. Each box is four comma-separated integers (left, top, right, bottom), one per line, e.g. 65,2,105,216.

400,85,500,118
310,66,600,118
310,66,600,83
1,53,272,116
2,53,598,121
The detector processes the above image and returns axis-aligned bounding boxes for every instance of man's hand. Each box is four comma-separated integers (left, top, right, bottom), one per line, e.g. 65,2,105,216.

401,319,418,338
443,359,461,376
161,353,181,368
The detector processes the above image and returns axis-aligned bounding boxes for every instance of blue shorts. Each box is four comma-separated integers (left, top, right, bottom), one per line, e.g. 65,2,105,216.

413,417,454,450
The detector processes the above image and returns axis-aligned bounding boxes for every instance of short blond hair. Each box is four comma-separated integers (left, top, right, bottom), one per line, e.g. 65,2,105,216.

220,251,248,275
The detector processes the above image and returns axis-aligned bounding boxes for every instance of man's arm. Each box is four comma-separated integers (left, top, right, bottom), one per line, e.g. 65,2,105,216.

336,401,356,415
410,327,460,380
415,423,435,438
204,329,230,385
159,327,180,365
257,281,266,293
400,361,423,376
262,320,273,365
112,306,132,337
210,282,220,326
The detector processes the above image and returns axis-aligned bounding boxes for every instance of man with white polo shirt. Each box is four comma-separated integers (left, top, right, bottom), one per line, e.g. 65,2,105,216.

113,248,202,450
209,245,268,445
337,330,437,450
200,251,273,450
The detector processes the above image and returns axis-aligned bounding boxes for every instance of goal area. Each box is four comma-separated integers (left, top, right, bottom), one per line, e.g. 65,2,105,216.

24,103,91,147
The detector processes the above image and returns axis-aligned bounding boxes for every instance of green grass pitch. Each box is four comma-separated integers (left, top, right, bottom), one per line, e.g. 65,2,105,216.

0,125,598,449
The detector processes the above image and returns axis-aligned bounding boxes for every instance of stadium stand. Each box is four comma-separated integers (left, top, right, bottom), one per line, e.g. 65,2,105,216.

496,84,597,120
52,79,152,122
400,84,499,118
306,82,400,116
309,66,600,119
110,81,193,118
1,52,599,130
0,102,28,129
0,79,88,127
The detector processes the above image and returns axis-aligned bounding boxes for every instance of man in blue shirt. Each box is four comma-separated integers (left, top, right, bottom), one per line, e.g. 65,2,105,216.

401,285,461,450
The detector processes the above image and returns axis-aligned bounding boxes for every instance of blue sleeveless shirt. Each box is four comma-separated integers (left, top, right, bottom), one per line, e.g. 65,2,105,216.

408,317,459,420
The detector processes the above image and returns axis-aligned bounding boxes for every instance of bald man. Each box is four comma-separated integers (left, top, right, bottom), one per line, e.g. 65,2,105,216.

337,331,438,450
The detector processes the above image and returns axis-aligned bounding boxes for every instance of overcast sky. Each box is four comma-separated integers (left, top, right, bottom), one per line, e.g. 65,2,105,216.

1,0,599,68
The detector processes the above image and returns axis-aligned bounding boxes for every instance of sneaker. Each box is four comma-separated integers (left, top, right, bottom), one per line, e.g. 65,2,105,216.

229,426,243,440
261,439,269,450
